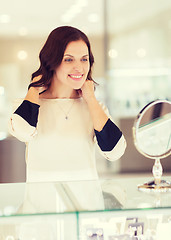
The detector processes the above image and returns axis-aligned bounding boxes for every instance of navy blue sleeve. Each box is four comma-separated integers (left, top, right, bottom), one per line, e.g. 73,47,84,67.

14,100,40,127
94,118,122,151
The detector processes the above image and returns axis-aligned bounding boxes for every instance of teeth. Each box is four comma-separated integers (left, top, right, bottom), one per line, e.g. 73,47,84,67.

69,75,82,79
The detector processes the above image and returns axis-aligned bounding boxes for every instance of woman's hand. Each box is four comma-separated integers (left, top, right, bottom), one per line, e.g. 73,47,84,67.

30,75,47,94
79,80,96,103
25,75,46,104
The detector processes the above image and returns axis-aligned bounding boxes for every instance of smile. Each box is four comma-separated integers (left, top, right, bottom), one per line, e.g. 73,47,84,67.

68,74,83,80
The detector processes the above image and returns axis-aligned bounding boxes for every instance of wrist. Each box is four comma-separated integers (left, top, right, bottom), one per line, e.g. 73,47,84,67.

29,86,39,93
24,86,40,104
86,95,97,106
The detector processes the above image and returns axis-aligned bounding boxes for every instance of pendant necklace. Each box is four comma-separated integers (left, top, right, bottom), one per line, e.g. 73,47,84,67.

57,100,75,120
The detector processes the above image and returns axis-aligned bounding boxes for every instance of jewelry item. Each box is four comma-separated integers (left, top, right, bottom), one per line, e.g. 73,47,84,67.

57,100,75,120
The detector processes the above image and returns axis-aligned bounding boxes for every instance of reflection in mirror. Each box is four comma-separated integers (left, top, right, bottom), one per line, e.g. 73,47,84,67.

137,101,171,156
133,99,171,192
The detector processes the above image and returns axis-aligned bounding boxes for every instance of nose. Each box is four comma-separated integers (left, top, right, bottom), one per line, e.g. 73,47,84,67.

73,61,83,72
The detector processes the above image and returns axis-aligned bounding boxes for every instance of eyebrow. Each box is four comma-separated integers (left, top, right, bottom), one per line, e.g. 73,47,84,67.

64,54,89,57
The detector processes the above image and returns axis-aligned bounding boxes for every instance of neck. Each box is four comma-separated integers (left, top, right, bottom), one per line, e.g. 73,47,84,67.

45,80,79,99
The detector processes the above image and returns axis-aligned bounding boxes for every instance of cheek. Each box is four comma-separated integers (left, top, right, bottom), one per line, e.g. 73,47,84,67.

60,64,68,73
85,63,90,74
58,62,70,72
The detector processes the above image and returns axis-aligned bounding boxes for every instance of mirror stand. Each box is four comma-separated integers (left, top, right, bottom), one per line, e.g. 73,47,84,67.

138,158,171,192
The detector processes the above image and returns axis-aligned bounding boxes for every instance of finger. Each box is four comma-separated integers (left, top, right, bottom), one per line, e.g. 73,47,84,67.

32,75,42,83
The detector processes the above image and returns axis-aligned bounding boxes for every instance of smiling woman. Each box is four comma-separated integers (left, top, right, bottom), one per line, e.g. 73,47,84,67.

28,26,94,92
8,26,126,183
49,40,90,96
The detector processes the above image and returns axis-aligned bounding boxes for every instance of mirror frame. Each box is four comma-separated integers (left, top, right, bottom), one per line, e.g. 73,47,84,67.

133,99,171,160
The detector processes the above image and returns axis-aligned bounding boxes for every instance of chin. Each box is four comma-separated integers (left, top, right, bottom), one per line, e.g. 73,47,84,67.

72,82,84,90
73,86,82,90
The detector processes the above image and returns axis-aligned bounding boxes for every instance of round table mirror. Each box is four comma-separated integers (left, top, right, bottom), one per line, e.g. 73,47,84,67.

133,99,171,192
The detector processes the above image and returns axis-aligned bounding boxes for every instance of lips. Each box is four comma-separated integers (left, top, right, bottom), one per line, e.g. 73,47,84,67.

68,74,83,81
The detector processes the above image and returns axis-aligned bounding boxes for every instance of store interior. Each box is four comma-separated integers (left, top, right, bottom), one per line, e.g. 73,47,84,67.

0,0,171,183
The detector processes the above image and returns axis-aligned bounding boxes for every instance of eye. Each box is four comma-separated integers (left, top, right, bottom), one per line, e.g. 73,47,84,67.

81,58,88,62
64,58,73,62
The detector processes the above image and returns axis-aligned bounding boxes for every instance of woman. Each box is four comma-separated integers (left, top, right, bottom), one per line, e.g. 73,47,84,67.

9,26,126,183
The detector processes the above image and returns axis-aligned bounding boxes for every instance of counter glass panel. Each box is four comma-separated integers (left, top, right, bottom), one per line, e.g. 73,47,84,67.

0,176,171,216
1,177,171,239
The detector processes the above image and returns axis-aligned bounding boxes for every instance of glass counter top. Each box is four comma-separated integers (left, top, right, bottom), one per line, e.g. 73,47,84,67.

0,176,171,217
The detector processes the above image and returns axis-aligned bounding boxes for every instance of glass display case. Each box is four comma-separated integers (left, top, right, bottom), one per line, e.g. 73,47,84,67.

0,176,171,239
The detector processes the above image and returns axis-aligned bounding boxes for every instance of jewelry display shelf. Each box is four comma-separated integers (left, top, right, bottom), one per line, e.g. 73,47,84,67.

0,176,171,240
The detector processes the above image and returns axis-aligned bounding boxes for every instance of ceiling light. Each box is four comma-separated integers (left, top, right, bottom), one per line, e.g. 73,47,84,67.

61,0,87,23
17,50,28,60
88,13,99,23
108,49,118,58
0,14,11,23
61,4,81,22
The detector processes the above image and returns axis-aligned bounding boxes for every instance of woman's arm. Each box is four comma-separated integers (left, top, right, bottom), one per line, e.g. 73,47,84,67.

8,99,39,142
80,80,126,160
8,76,43,142
80,80,108,131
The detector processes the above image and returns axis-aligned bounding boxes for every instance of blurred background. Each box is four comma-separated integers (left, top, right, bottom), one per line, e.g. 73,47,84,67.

0,0,171,183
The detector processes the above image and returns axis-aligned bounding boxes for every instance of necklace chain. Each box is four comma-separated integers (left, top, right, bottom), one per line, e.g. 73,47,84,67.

57,100,75,120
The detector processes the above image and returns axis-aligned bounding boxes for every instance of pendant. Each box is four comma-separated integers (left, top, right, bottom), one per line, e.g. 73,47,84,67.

65,116,68,120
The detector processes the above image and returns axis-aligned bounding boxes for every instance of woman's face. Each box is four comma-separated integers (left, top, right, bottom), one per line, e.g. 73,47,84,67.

55,40,90,90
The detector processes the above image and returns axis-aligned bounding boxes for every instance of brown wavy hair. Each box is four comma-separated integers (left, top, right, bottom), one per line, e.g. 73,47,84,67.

28,26,95,89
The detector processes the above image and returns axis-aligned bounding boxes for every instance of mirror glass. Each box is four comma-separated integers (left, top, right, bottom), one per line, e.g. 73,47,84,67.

133,99,171,192
134,100,171,158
